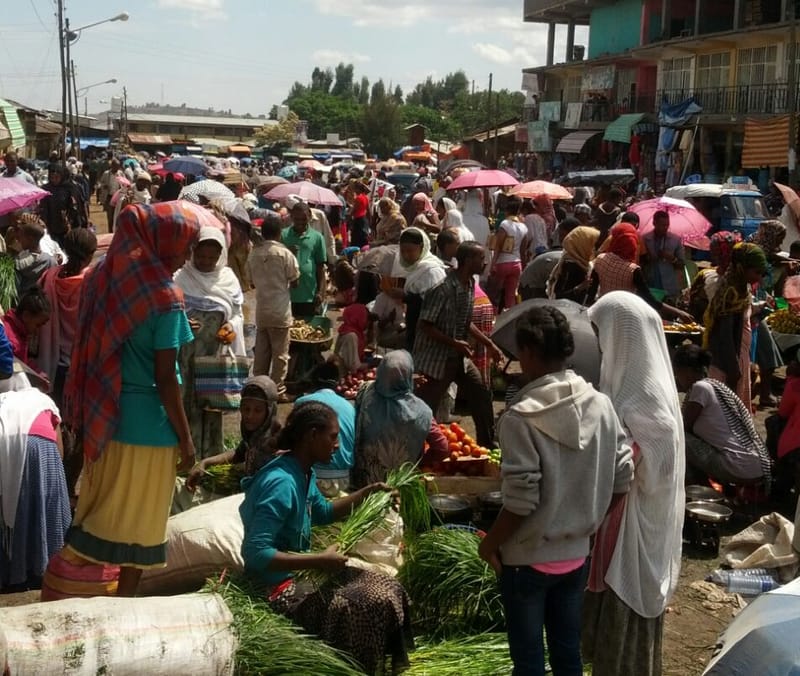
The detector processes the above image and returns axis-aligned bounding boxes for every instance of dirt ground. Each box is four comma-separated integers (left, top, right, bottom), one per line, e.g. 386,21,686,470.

2,202,778,674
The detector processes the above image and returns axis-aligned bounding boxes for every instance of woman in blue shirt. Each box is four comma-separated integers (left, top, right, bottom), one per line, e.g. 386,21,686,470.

240,401,411,674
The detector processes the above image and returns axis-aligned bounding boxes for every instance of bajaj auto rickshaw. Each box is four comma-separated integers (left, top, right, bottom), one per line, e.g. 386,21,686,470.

665,179,768,239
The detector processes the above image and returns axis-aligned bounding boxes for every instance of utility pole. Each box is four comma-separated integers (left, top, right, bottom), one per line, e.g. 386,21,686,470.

122,86,129,143
789,1,798,187
58,0,67,160
66,19,75,158
71,60,81,160
494,92,500,164
487,73,493,165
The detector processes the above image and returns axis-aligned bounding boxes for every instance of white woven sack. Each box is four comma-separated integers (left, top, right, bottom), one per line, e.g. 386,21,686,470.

0,593,236,675
139,494,245,596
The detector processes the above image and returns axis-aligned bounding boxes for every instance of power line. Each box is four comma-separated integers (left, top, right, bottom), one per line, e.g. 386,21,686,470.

28,0,51,30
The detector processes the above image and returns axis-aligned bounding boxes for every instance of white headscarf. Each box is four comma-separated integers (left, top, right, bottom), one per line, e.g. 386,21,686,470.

174,226,244,325
462,190,490,248
390,227,447,295
444,208,476,243
588,291,685,618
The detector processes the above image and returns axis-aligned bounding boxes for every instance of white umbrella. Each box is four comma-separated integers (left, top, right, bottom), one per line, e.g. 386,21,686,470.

178,179,234,204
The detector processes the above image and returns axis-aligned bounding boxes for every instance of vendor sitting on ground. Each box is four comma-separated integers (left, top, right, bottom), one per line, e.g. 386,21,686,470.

673,344,770,485
185,376,281,491
351,350,448,488
240,401,411,674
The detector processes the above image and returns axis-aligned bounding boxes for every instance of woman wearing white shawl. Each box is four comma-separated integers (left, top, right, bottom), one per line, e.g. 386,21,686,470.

443,208,476,243
388,227,447,351
174,226,246,449
583,291,685,676
462,190,490,248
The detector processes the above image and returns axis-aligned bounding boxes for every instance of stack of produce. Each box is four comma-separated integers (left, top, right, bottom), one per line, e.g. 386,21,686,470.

398,527,505,636
487,448,501,469
406,634,512,675
334,368,377,399
767,308,800,334
200,463,244,496
661,320,703,333
0,254,17,311
289,319,329,341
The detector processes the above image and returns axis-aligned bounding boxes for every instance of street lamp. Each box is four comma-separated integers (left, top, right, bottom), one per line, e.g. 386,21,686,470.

58,6,129,159
77,79,118,117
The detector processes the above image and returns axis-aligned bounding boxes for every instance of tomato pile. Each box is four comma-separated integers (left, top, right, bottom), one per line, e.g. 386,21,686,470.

334,368,377,399
439,422,491,461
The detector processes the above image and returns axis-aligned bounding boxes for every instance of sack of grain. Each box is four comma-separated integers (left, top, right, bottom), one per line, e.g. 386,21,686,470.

139,495,244,596
0,593,236,675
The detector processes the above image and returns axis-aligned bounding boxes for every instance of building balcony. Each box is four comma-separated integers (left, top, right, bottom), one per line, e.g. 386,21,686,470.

527,92,656,123
658,84,799,116
523,0,613,24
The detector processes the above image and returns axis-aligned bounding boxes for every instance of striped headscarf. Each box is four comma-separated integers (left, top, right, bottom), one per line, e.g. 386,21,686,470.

710,230,742,274
64,201,201,463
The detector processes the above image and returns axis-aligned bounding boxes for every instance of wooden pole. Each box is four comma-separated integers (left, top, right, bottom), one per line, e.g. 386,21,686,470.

58,0,67,160
789,2,798,187
71,60,81,160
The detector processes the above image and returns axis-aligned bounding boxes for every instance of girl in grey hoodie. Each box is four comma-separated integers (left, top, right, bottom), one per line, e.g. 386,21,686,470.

478,306,633,676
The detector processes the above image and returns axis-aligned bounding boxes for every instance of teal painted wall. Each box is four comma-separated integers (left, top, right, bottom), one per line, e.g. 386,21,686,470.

588,0,644,59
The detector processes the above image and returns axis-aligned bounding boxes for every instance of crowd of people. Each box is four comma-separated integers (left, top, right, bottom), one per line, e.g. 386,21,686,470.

2,145,800,675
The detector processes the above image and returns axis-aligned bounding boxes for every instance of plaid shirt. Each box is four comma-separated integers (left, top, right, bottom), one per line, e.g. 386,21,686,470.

413,271,474,380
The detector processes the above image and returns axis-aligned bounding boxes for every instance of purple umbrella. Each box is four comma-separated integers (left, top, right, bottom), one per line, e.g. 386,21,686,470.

0,178,49,216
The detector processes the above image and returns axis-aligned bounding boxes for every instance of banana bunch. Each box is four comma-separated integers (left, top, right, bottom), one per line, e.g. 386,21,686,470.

767,309,800,335
290,319,329,341
663,321,703,333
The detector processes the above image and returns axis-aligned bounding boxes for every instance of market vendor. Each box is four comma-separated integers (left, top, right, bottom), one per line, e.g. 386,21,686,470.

673,344,769,485
185,376,281,492
282,200,327,318
240,401,411,674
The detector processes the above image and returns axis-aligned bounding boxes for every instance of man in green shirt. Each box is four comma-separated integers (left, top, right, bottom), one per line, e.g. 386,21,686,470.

281,201,327,317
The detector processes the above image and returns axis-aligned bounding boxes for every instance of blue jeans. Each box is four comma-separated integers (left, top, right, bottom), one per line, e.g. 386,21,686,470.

500,562,588,676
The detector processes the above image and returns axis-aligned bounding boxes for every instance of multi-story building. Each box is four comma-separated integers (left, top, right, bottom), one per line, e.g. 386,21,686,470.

523,0,800,186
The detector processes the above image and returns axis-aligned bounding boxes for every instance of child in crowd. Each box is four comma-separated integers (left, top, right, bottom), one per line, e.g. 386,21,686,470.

247,216,300,400
15,217,57,296
2,286,51,380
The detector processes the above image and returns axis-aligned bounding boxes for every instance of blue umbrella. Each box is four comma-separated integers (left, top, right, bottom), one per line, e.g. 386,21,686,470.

164,156,208,176
704,578,800,675
277,164,298,179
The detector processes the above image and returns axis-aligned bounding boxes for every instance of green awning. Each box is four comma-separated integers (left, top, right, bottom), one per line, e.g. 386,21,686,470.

0,98,26,150
603,113,646,144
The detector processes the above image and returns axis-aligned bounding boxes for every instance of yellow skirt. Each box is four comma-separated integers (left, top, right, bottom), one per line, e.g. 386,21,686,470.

69,440,178,569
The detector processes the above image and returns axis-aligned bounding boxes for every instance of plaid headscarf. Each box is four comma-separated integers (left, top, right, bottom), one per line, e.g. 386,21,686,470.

710,230,742,274
64,201,201,463
750,219,786,256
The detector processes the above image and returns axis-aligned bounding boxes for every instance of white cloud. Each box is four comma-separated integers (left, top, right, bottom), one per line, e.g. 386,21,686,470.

472,43,513,65
156,0,227,21
313,0,432,27
311,49,371,66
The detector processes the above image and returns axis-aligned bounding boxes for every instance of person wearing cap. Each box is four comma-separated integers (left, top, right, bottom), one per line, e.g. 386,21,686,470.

185,375,282,492
282,199,327,317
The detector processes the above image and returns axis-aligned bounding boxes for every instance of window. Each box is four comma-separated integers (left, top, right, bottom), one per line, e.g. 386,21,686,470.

615,68,637,105
661,57,693,92
565,75,582,103
696,52,731,89
736,45,778,86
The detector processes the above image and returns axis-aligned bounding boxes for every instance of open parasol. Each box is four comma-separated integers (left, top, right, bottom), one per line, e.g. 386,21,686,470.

264,181,341,207
511,180,572,201
0,178,49,216
774,182,800,221
178,179,235,204
491,298,600,386
356,245,399,275
446,169,519,191
630,196,712,250
164,156,208,176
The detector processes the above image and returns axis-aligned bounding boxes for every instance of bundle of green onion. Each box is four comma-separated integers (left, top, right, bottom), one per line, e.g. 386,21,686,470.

206,576,364,676
398,527,505,636
200,463,244,496
407,633,512,675
0,254,17,312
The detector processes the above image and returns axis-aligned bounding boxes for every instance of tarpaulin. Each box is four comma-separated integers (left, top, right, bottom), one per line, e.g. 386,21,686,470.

741,115,792,169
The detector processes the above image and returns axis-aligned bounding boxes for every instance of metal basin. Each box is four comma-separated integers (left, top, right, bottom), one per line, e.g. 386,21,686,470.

686,500,733,523
428,494,472,524
686,485,725,503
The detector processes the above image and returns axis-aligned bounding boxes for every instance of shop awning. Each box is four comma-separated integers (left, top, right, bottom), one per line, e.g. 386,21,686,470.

35,118,62,135
555,131,600,154
741,115,791,168
127,133,173,145
227,144,251,154
603,113,646,143
0,98,26,150
67,136,110,149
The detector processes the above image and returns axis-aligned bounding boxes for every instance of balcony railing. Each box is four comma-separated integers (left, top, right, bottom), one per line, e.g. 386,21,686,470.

658,84,799,116
525,92,656,123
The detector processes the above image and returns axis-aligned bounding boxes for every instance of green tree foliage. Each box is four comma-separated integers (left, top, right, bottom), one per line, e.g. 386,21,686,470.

280,64,524,155
254,110,301,147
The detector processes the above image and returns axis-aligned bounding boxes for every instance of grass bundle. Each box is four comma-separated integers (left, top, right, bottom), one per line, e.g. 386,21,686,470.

205,575,364,676
407,633,512,675
200,463,245,496
0,254,17,312
398,527,504,636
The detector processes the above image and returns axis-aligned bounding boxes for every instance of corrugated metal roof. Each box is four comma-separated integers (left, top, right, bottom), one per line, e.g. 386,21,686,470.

603,113,646,143
0,98,26,149
128,133,173,145
555,130,600,153
126,113,273,128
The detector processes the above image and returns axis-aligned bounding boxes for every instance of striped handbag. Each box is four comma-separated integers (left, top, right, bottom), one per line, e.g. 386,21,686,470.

193,345,250,409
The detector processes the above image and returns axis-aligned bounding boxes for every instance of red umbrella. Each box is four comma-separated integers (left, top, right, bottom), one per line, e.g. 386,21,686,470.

630,196,712,250
774,182,800,221
446,169,519,191
511,180,572,201
264,181,341,207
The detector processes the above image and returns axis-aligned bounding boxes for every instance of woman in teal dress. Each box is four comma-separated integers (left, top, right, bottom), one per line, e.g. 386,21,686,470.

240,401,411,675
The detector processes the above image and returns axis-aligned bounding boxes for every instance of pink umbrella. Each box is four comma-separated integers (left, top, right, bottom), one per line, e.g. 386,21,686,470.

774,182,800,221
511,180,572,201
299,159,326,171
630,196,712,250
264,181,341,207
0,178,49,216
446,169,519,191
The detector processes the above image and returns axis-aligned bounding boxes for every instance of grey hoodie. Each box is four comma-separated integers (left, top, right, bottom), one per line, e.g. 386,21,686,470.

498,369,633,566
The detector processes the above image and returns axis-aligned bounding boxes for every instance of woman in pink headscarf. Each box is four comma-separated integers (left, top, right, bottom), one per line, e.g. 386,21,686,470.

411,193,440,233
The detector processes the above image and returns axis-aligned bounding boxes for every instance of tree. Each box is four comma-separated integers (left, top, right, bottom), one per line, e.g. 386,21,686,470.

358,76,370,105
254,110,301,146
393,84,404,103
361,93,403,158
371,79,387,105
311,67,334,94
331,63,355,99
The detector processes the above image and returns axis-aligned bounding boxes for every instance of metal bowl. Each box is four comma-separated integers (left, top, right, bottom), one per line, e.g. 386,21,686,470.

479,491,503,507
428,494,472,523
686,500,733,523
686,485,724,503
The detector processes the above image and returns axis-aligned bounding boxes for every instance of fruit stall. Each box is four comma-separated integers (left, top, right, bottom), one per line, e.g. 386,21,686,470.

766,308,800,360
286,317,333,390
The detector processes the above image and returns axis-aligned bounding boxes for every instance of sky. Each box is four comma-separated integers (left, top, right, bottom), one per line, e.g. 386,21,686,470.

2,0,588,116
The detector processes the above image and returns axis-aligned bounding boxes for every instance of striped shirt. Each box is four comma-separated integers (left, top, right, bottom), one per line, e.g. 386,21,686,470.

413,271,474,380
